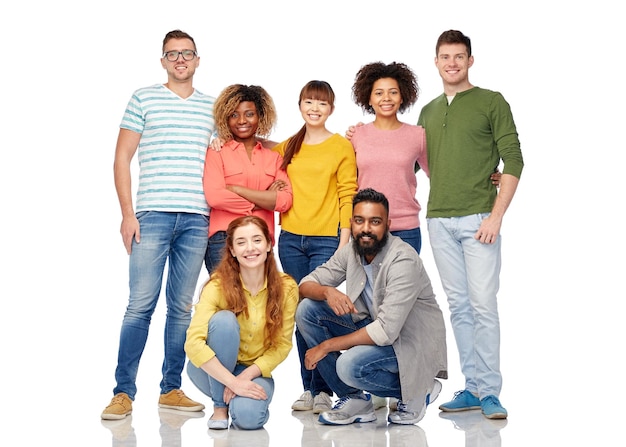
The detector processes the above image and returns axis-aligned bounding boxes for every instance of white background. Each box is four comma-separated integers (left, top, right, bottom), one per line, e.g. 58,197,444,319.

1,1,623,445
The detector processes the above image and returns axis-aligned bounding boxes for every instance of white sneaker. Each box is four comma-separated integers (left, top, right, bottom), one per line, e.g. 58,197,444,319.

388,379,442,425
292,391,314,411
318,394,377,425
370,394,388,410
313,392,333,414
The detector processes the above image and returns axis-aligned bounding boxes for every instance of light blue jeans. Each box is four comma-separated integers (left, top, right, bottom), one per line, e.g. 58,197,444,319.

296,299,400,399
427,214,502,397
186,311,274,430
278,229,338,397
113,211,208,400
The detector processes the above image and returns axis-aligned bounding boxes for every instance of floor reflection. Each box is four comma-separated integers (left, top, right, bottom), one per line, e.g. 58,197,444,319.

159,409,205,447
291,407,430,447
99,401,510,446
101,409,206,447
439,410,507,447
207,426,269,447
101,416,136,447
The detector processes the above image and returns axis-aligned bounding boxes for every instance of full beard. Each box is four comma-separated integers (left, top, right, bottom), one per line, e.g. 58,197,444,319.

353,231,388,258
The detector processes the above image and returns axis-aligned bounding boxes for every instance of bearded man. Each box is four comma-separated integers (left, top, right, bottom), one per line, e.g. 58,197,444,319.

296,188,447,426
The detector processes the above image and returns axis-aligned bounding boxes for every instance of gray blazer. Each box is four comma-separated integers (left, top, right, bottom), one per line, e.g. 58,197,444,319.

301,234,447,402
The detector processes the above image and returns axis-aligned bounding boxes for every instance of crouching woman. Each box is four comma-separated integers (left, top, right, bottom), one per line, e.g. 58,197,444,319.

185,216,298,430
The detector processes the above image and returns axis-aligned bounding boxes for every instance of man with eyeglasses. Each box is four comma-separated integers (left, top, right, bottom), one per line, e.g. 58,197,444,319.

102,29,216,420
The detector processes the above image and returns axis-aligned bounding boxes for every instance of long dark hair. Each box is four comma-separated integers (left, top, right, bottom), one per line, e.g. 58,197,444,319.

280,80,335,170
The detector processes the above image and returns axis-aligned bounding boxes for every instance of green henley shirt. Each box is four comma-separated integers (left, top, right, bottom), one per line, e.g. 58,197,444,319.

418,87,524,218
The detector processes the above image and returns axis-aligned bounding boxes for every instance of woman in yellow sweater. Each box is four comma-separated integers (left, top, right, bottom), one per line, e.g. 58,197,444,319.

184,216,298,430
272,80,358,413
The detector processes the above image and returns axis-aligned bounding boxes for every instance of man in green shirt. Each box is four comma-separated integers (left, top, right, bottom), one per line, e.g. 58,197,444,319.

418,29,524,420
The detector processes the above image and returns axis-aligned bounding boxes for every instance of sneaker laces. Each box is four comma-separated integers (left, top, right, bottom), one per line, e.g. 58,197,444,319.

452,390,465,400
396,401,408,412
111,395,126,405
331,396,351,410
173,389,185,398
482,395,500,407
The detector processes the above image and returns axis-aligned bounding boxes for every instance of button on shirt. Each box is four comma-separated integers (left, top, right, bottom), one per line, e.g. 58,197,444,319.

184,275,298,378
204,139,292,240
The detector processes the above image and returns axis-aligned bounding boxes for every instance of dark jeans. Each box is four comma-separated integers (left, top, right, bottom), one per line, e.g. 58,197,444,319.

278,229,339,396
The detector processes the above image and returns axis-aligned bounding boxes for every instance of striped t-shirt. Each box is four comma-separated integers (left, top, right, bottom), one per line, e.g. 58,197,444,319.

120,84,216,216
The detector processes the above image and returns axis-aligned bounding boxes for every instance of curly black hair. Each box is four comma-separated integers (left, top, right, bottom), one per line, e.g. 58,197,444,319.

352,62,419,115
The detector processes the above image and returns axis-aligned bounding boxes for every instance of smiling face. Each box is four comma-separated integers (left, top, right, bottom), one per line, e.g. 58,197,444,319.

228,101,259,142
299,97,333,128
435,42,474,92
351,201,390,262
160,37,199,83
369,77,402,118
229,222,271,269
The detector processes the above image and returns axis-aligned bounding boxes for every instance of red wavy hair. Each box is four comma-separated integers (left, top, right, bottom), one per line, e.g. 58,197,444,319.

209,216,286,349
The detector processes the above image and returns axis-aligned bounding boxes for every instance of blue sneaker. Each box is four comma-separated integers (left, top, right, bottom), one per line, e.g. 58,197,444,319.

439,390,481,412
480,395,507,419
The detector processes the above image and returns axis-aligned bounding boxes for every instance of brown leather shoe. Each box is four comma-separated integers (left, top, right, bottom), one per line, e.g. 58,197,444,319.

158,389,205,412
101,393,133,420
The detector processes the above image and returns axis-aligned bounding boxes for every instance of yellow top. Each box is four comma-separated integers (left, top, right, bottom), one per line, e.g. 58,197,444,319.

273,134,357,236
185,274,298,378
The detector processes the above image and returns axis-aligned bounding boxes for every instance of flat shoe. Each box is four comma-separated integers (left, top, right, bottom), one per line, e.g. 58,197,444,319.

207,418,228,430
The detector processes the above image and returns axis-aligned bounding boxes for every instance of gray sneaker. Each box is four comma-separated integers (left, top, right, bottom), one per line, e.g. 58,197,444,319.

313,392,333,414
318,394,377,425
292,391,314,411
388,379,442,425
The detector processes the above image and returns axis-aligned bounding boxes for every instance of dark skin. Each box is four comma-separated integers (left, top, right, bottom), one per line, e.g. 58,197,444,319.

219,101,287,209
299,201,390,370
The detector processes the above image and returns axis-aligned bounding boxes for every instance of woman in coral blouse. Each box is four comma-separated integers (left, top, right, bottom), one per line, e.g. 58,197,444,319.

203,84,292,273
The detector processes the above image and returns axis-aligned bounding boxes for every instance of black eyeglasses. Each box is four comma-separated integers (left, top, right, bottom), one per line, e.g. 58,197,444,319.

162,50,197,62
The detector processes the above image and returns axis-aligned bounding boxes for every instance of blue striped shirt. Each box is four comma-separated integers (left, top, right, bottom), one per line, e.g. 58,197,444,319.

121,84,215,215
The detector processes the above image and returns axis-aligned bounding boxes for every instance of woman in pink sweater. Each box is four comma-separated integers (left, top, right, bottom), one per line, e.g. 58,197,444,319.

350,62,429,254
348,62,500,256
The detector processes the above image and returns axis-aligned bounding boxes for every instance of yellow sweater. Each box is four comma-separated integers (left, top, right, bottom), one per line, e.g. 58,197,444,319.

273,134,357,236
184,274,298,378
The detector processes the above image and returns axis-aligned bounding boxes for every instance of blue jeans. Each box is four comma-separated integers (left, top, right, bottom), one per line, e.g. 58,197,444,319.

296,299,388,398
427,214,502,397
391,227,422,254
278,229,338,396
337,345,402,399
186,311,274,430
113,211,209,400
277,230,339,284
205,230,227,274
